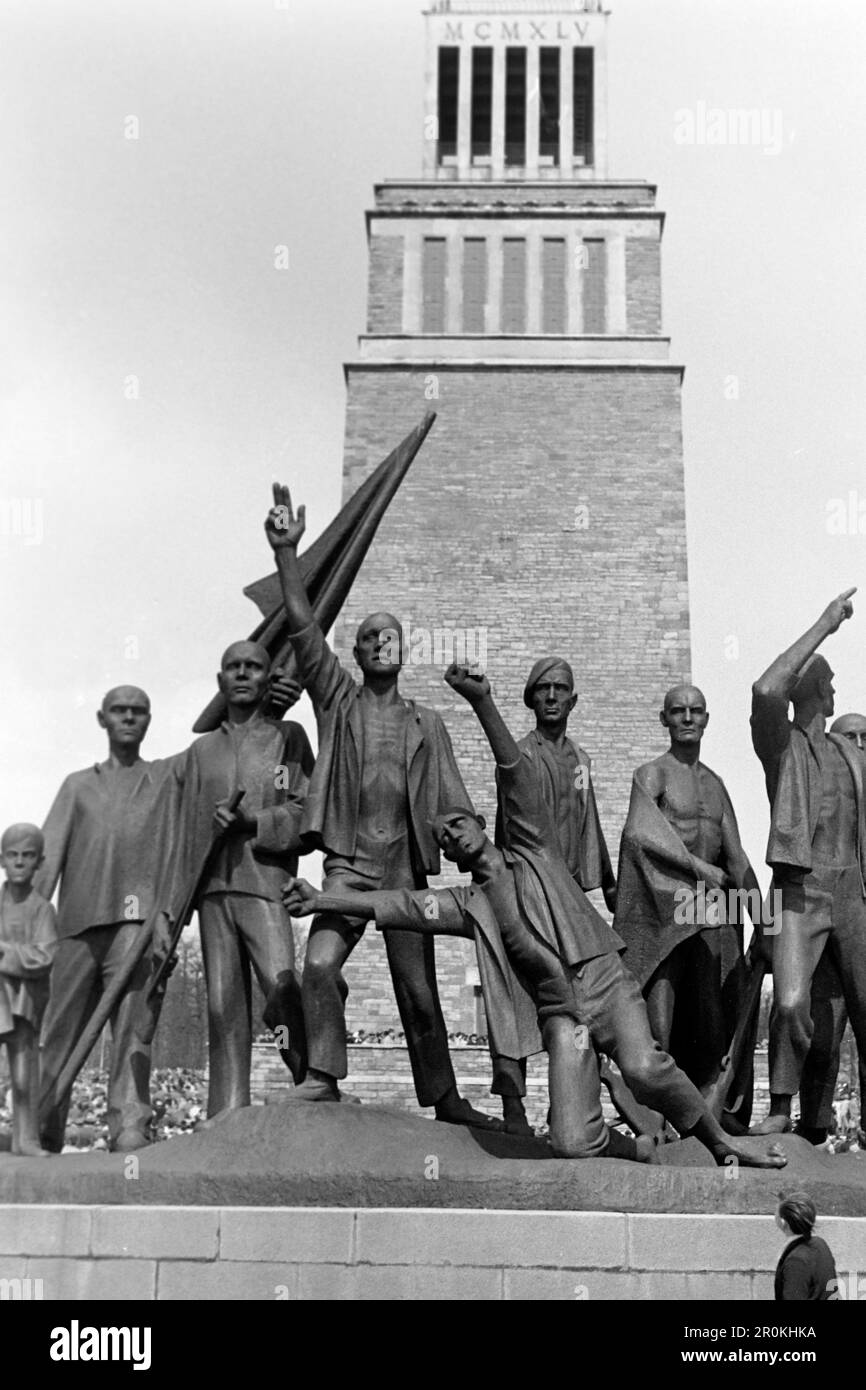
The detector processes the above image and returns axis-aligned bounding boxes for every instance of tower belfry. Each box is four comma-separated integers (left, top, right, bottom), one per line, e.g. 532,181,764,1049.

357,2,669,368
423,0,609,180
334,1,691,1043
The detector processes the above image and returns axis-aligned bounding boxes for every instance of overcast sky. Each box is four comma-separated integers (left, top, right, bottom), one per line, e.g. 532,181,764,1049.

2,0,865,889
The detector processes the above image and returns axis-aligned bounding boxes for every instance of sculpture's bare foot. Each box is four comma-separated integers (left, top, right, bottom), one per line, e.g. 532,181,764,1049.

436,1097,504,1132
195,1106,242,1131
750,1114,792,1136
12,1139,50,1158
634,1134,661,1164
712,1139,787,1169
337,1089,361,1106
288,1077,340,1103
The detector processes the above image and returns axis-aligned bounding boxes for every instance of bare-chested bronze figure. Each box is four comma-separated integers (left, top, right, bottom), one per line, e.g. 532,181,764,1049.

615,685,762,1097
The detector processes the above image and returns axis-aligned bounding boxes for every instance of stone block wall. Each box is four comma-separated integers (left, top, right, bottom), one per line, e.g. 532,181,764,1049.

3,1205,862,1301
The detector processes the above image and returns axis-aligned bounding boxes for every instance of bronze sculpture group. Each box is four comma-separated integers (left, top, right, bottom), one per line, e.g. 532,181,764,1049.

4,454,864,1172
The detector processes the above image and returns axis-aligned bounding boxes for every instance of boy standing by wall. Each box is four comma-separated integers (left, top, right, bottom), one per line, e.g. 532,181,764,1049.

0,824,57,1155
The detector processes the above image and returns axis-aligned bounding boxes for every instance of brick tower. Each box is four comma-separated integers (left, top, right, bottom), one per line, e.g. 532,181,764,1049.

333,0,691,1046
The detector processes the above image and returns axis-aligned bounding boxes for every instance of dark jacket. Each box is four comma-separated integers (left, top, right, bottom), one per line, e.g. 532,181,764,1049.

774,1234,837,1301
494,751,626,968
751,688,866,885
36,756,186,938
290,622,470,875
174,715,313,907
496,730,613,892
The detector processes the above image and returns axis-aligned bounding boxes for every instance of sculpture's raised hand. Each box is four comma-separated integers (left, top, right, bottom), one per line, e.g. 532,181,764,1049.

266,483,306,551
444,663,490,705
821,587,857,634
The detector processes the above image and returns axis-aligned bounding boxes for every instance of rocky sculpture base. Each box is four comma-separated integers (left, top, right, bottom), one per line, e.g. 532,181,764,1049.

0,1101,865,1214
